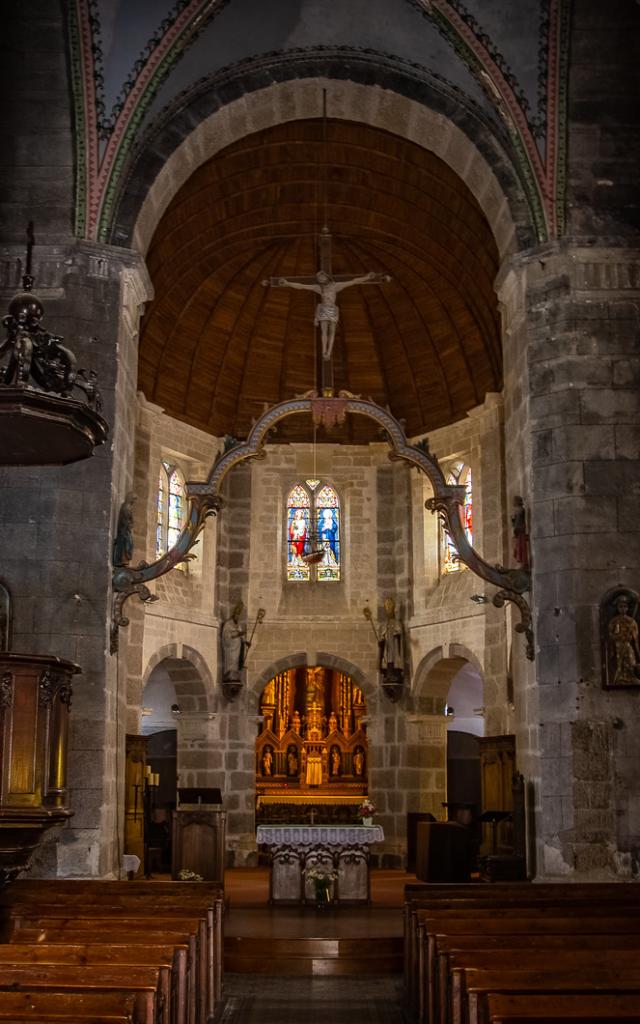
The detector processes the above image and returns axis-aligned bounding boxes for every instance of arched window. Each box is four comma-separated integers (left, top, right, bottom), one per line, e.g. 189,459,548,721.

157,462,187,566
441,461,472,574
286,480,341,582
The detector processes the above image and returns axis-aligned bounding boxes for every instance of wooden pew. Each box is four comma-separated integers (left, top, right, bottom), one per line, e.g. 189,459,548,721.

0,944,186,1024
0,989,139,1022
10,924,199,1024
437,938,640,1024
484,991,640,1022
3,880,224,1019
403,883,640,1023
462,967,640,1024
403,882,640,1015
0,965,162,1024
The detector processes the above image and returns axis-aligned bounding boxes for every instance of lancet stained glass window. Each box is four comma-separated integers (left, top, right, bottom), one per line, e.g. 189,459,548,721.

157,462,187,569
287,484,311,581
286,481,341,582
441,461,472,574
316,485,340,581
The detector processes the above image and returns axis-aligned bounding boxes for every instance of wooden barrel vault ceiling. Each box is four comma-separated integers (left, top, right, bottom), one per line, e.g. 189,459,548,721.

139,119,501,444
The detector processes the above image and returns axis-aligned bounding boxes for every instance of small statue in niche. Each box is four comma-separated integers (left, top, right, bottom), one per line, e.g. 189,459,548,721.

287,747,299,776
602,588,640,688
112,492,136,567
330,746,341,776
353,748,365,777
221,601,248,682
511,495,530,569
328,711,338,734
262,747,273,776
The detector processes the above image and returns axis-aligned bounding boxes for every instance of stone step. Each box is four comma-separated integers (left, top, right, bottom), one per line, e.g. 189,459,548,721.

224,935,403,975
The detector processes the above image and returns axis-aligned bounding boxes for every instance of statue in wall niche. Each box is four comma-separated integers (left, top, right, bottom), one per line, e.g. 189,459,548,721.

262,747,273,776
112,492,136,567
602,588,640,689
221,601,248,682
353,748,365,776
330,746,341,776
511,495,530,570
287,746,299,776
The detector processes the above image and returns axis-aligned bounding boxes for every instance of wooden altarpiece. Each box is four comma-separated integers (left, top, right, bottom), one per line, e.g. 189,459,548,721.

256,666,368,823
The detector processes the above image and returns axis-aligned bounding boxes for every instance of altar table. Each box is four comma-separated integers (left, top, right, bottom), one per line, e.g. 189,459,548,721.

257,824,384,904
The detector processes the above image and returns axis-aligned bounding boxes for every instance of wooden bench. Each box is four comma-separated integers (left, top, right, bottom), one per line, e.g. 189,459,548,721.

484,991,640,1022
0,944,186,1024
403,881,640,1013
463,967,640,1024
2,880,224,1014
0,988,139,1022
1,880,224,1024
403,883,640,1023
0,965,162,1024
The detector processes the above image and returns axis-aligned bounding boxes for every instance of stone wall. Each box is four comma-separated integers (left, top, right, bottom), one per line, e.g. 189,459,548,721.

499,245,640,878
0,243,148,877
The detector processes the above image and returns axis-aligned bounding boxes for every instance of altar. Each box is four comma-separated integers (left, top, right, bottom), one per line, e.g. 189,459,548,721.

257,823,384,904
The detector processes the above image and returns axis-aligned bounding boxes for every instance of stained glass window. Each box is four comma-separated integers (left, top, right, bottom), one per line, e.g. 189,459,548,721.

316,485,340,582
441,461,472,574
157,462,187,570
286,481,341,582
287,484,311,581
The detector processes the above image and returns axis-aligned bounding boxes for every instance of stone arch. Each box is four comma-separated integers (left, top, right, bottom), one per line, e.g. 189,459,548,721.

116,57,532,258
142,644,214,714
251,650,371,703
413,643,485,712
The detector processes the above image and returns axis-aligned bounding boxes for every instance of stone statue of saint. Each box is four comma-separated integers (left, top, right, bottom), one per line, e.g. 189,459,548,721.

264,270,390,360
330,747,341,776
262,747,273,775
607,594,640,686
380,597,404,674
112,492,136,567
221,601,247,681
353,748,364,776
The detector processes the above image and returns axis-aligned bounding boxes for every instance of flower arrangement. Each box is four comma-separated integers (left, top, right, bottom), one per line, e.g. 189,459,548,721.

304,864,337,884
358,800,376,817
178,868,204,881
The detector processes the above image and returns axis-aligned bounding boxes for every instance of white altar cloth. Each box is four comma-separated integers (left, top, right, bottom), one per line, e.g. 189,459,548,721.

257,824,384,845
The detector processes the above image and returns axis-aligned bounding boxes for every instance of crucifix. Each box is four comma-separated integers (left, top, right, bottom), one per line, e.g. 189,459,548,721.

263,225,391,393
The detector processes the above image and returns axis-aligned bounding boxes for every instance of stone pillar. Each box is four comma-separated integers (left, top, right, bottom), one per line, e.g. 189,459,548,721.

0,242,151,877
498,244,640,878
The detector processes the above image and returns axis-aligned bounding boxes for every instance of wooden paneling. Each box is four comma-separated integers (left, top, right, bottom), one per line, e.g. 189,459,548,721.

139,120,500,442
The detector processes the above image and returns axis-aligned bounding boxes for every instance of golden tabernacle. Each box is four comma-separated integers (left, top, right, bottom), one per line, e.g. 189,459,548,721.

256,665,368,823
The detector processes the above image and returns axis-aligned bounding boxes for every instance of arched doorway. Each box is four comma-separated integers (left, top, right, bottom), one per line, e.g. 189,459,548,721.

255,664,368,825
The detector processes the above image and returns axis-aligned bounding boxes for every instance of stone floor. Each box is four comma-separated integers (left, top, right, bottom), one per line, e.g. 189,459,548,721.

218,973,405,1023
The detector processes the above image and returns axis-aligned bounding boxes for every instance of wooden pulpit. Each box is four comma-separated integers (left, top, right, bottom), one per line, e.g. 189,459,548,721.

0,652,79,883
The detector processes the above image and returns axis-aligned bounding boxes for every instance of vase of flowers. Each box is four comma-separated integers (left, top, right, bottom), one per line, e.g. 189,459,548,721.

304,864,337,909
358,800,376,827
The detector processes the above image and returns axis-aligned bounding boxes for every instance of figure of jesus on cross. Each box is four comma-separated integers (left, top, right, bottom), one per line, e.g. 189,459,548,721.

263,227,391,362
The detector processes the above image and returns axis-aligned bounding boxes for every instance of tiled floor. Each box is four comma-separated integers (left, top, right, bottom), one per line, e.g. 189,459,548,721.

218,973,405,1023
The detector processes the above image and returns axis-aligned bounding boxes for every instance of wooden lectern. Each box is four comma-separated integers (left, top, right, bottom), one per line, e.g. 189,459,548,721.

172,788,225,882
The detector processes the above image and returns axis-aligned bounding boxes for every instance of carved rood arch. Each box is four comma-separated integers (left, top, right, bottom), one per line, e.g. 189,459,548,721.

111,394,532,657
